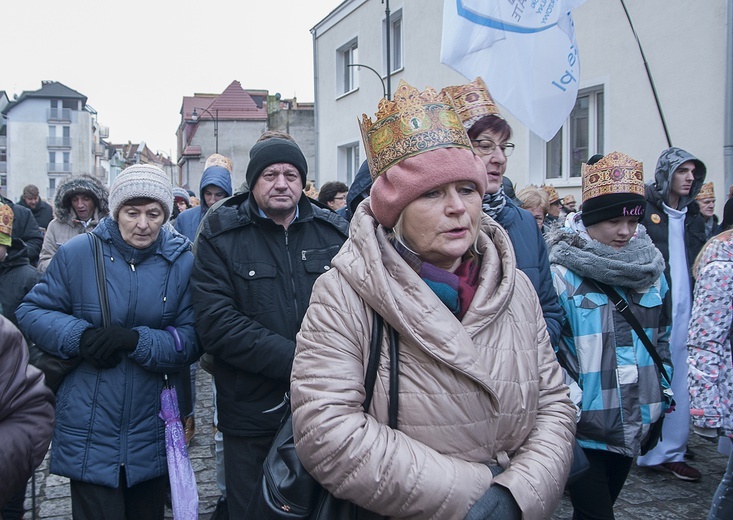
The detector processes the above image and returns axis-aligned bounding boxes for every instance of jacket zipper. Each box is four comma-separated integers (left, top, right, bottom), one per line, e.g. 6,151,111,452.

284,230,300,328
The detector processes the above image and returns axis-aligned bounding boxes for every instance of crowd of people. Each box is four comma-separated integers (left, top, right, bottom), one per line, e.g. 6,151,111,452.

1,75,732,520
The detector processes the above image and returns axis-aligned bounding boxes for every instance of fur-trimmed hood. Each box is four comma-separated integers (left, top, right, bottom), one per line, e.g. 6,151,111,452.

53,174,109,223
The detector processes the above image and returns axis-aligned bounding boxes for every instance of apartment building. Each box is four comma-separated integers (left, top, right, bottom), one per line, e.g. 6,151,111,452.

1,81,108,201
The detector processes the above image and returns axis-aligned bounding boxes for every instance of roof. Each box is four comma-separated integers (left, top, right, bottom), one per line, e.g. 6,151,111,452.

180,80,268,122
2,81,87,115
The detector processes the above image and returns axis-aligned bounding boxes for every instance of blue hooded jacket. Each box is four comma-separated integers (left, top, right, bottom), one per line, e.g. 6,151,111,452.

174,166,233,242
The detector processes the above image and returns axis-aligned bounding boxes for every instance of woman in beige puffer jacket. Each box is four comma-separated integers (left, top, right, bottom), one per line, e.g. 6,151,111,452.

291,200,575,519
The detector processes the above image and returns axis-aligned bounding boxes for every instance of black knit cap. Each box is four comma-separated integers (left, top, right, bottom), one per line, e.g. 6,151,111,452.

246,138,308,189
580,192,646,227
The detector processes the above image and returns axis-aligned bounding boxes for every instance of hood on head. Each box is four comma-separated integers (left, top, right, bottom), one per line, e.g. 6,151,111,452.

653,147,706,209
53,174,110,222
199,166,233,208
346,160,373,216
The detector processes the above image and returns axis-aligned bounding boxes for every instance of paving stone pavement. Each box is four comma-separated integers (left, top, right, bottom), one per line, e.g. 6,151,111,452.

24,368,729,519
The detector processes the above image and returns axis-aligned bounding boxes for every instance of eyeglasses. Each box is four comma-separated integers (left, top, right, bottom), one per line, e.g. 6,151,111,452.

470,139,515,157
333,195,347,201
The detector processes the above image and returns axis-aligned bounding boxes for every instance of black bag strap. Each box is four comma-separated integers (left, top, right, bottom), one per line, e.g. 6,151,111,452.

89,233,111,327
362,310,400,430
594,280,671,387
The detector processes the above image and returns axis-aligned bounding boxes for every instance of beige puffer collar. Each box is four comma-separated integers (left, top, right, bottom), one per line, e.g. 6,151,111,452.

334,199,516,394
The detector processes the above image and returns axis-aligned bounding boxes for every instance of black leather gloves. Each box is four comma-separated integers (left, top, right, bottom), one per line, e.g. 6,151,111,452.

79,326,139,369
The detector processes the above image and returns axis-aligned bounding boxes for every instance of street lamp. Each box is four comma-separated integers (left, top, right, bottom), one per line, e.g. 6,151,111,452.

190,107,219,153
346,63,388,100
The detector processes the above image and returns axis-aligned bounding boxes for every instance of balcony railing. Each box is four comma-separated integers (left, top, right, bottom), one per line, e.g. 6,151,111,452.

0,162,6,173
48,162,73,174
47,108,72,122
47,136,72,148
93,143,106,157
0,136,6,147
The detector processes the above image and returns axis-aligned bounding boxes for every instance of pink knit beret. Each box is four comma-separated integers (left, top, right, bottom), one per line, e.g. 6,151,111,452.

369,147,488,228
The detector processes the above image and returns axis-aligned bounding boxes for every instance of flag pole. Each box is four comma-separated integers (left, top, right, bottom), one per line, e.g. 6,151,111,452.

619,0,672,148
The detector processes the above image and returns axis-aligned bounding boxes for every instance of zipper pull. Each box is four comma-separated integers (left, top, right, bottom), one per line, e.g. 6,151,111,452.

130,263,136,272
302,250,307,261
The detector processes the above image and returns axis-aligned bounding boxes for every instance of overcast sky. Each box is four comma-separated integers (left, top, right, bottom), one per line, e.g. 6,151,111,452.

4,0,341,157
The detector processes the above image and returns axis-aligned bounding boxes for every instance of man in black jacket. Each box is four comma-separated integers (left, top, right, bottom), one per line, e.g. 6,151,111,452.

18,184,53,231
191,138,348,518
636,147,707,481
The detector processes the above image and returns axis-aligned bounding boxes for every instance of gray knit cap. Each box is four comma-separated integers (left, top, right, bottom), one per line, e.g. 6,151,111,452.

109,164,173,221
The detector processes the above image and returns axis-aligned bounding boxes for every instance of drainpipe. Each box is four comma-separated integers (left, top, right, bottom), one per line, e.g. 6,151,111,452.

312,27,320,185
725,0,733,191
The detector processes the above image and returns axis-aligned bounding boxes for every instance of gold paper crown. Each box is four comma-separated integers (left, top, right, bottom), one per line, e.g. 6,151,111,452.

359,80,471,179
696,182,715,201
205,153,233,173
581,152,644,203
0,203,13,245
540,184,560,203
443,77,501,131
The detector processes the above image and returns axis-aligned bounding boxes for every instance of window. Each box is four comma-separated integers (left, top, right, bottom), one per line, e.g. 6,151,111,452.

544,86,604,183
339,142,360,185
337,39,359,95
384,9,403,73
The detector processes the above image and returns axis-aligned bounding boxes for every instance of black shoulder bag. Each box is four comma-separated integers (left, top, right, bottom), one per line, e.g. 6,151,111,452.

244,311,399,520
594,281,674,455
29,233,110,392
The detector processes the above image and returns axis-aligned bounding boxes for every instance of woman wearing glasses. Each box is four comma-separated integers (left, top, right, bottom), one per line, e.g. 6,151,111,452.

445,78,563,347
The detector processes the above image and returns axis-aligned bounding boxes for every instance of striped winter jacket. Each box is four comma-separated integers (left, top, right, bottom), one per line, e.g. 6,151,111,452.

551,265,673,457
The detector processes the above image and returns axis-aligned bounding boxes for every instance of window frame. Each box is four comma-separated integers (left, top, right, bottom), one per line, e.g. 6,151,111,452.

338,141,361,185
336,38,359,97
383,8,404,74
536,85,605,186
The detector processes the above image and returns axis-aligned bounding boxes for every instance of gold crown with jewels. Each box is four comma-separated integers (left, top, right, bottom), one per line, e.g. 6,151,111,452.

442,77,502,131
581,152,644,202
359,80,471,179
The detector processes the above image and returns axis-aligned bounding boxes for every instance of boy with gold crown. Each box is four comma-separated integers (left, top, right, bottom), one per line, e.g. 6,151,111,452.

547,152,673,519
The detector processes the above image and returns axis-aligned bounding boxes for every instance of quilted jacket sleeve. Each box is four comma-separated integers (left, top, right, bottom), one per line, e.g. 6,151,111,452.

16,243,93,358
688,259,733,429
491,280,576,519
0,317,55,507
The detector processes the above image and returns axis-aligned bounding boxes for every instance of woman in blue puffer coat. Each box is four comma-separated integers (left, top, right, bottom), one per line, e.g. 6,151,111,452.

17,164,201,520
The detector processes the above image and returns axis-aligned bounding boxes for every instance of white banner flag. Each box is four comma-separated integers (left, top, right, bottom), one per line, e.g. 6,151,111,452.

441,0,588,141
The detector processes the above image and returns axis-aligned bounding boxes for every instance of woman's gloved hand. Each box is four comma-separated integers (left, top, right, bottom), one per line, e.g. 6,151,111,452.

465,484,521,520
79,326,139,369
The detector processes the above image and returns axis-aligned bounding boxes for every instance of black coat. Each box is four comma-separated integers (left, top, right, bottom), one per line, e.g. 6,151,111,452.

18,198,53,230
0,197,43,264
0,239,39,327
191,193,348,436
